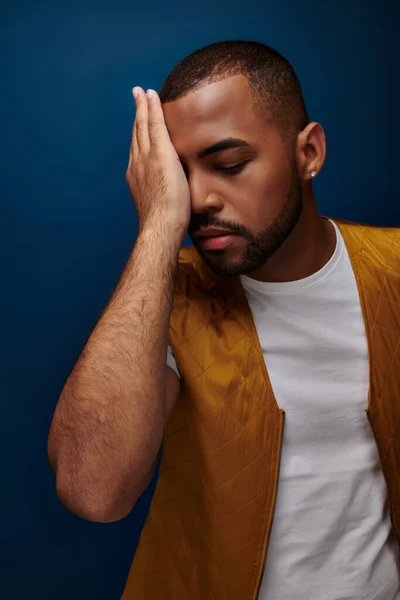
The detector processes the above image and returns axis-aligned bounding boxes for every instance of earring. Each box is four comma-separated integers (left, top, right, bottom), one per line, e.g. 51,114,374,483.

311,170,317,178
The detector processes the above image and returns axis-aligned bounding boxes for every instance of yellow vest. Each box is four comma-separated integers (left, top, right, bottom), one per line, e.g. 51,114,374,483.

122,218,400,600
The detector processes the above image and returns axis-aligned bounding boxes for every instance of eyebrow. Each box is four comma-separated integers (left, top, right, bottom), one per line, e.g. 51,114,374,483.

197,137,251,159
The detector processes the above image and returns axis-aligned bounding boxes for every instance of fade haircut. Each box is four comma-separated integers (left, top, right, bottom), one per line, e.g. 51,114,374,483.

159,40,310,144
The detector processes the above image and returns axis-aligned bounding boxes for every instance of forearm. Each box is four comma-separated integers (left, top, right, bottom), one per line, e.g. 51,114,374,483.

48,225,181,521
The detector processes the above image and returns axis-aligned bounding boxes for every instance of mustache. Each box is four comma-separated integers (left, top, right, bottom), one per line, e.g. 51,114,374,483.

188,215,248,238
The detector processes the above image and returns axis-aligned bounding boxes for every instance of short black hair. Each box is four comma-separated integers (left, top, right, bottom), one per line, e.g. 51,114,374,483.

160,40,310,143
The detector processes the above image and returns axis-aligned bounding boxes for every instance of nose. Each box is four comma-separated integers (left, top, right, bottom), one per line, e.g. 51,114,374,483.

189,172,224,216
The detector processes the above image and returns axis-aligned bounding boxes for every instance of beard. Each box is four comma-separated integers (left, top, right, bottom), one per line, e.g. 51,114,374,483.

189,164,303,277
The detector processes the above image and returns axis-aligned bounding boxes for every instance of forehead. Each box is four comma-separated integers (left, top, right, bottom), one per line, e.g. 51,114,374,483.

162,74,271,158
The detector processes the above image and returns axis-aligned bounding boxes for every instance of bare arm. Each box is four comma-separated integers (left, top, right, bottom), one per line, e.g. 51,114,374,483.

48,229,180,522
47,87,190,523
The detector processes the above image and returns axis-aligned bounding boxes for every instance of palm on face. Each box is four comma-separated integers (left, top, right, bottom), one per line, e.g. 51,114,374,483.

126,87,190,237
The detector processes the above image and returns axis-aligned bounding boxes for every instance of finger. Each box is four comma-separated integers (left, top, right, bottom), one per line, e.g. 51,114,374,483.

129,87,142,169
147,89,170,147
133,87,150,154
129,119,138,165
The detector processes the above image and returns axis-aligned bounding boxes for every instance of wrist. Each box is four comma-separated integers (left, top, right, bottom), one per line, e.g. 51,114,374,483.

137,225,183,258
139,219,187,248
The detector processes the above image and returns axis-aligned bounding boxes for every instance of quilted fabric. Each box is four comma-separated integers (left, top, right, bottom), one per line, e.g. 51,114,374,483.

338,220,400,537
121,218,400,600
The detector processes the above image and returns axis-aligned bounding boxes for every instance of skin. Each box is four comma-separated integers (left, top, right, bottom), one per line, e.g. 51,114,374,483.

162,74,337,282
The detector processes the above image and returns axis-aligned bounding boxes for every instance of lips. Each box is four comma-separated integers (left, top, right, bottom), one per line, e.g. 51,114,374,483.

196,228,234,237
199,233,240,251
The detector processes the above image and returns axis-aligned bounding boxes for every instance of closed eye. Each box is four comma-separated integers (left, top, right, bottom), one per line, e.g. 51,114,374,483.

217,162,249,175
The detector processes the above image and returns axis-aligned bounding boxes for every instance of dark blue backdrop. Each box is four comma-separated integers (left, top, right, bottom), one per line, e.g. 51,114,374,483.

1,0,398,598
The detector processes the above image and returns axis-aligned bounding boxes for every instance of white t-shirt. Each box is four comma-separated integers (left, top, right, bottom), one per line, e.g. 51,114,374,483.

167,220,400,599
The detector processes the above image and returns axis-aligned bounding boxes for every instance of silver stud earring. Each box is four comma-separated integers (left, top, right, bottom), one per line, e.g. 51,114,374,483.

311,170,317,178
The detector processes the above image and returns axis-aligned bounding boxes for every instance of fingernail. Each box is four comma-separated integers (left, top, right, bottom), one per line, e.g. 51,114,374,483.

146,89,154,98
132,87,138,98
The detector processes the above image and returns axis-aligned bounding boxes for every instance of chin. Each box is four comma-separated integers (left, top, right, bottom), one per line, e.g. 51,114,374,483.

199,249,258,277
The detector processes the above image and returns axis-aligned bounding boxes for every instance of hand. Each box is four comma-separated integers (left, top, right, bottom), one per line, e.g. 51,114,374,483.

126,87,191,238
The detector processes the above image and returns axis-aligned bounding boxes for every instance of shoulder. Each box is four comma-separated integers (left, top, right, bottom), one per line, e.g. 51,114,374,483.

331,216,400,235
331,217,400,253
331,218,400,281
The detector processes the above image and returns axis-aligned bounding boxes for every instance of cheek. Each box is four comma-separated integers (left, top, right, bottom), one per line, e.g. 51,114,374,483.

232,159,291,224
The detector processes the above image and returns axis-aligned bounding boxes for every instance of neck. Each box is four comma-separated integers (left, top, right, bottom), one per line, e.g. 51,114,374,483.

246,196,337,283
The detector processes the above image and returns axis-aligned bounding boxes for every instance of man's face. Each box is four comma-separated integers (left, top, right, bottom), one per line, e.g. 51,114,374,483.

162,74,303,277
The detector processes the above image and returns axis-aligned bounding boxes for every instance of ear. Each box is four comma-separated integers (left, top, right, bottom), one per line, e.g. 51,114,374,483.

295,122,326,182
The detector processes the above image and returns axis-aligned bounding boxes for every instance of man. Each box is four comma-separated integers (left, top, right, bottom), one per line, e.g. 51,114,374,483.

47,40,400,599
